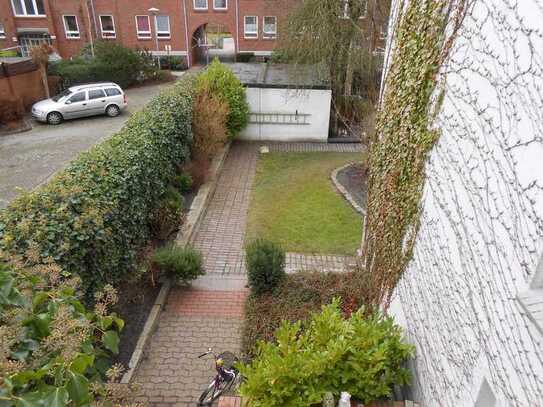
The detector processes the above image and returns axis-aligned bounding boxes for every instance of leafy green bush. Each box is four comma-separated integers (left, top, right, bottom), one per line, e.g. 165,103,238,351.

0,257,129,405
152,245,204,284
245,239,285,295
150,187,185,240
197,58,249,137
174,173,194,193
159,55,188,71
50,41,158,89
239,300,414,406
0,75,196,295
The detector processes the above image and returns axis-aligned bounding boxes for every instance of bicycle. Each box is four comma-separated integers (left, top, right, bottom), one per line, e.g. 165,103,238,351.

197,348,242,406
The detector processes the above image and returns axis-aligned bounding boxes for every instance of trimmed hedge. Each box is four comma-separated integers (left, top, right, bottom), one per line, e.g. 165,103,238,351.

0,75,196,295
49,42,158,89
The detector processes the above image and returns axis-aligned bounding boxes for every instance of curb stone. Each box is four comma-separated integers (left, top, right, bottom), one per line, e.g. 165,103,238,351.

331,162,366,216
120,141,232,384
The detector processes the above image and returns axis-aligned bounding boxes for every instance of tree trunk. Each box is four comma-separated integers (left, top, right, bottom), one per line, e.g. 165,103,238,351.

40,66,50,99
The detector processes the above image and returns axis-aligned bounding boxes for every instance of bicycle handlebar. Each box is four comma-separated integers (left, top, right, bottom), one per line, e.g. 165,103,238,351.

198,348,215,359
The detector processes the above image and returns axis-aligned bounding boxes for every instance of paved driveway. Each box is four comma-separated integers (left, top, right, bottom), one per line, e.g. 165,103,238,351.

0,82,175,209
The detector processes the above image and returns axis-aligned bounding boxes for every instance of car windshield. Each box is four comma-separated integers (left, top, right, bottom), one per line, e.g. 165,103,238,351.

51,89,73,102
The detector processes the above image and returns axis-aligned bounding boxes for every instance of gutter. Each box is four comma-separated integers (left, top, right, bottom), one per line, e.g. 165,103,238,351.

183,0,191,67
235,0,240,56
88,0,98,41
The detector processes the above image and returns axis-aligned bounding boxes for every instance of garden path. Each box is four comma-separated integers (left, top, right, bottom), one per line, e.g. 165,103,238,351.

134,141,363,406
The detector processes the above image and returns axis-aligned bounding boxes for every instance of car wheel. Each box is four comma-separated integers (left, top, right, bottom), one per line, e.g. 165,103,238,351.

46,112,63,125
106,105,121,117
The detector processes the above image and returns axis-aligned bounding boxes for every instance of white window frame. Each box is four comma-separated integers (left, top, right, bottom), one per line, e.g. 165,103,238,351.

135,15,151,39
155,15,171,39
11,0,46,17
62,15,80,39
0,24,5,39
99,15,116,39
213,0,227,10
244,16,258,39
263,16,277,39
517,255,543,336
193,0,208,10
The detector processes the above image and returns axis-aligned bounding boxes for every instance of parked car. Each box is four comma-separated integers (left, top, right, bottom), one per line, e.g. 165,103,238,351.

32,82,128,125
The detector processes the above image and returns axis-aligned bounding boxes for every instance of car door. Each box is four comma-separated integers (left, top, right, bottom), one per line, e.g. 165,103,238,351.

61,91,89,119
87,88,108,116
104,87,123,106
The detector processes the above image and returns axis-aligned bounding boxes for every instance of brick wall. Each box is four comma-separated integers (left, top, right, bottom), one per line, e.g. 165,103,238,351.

0,62,44,109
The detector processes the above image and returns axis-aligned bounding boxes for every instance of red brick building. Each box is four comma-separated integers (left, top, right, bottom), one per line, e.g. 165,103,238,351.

0,0,300,66
0,1,388,67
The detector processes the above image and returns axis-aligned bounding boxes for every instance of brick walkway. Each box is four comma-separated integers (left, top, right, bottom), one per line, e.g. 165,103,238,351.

135,289,248,406
134,141,362,406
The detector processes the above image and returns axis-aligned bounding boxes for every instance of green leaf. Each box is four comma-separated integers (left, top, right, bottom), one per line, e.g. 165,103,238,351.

70,354,95,375
15,390,45,407
113,316,125,331
43,387,69,407
32,292,49,311
102,331,120,354
66,372,90,406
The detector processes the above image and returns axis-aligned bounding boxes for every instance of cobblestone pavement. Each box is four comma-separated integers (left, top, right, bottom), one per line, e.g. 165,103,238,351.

134,141,362,405
135,289,247,406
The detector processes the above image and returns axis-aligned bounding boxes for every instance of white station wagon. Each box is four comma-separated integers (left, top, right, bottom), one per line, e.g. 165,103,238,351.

32,82,128,125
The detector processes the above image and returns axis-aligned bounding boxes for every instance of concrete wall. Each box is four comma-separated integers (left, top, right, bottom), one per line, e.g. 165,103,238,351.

386,1,543,406
238,87,331,142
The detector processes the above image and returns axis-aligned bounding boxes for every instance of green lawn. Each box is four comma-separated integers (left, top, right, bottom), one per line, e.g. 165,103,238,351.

246,152,363,255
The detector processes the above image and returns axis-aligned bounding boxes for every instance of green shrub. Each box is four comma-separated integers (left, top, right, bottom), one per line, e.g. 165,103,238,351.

152,245,204,284
150,187,185,240
50,41,158,89
0,75,196,295
197,58,249,137
0,256,128,405
239,300,414,406
245,239,285,295
159,55,188,71
174,173,194,193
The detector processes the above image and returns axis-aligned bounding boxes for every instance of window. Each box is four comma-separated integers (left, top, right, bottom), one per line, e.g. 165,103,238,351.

68,92,86,103
11,0,46,16
194,0,207,10
99,15,116,38
105,88,121,97
213,0,227,9
263,16,276,38
155,15,170,39
88,89,106,100
517,255,543,335
474,379,497,407
0,24,5,39
63,15,80,39
136,15,151,39
244,16,257,39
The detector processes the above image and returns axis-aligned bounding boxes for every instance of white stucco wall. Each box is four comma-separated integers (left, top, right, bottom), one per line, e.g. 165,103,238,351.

387,1,543,406
238,87,331,142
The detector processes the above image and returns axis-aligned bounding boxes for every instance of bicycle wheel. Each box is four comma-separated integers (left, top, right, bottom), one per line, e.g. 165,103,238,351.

197,377,233,406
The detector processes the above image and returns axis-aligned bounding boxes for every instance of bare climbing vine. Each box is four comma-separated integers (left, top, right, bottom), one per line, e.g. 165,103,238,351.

361,0,471,308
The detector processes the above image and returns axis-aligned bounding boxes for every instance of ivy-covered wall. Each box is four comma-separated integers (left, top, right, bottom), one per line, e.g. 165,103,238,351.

387,0,543,405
